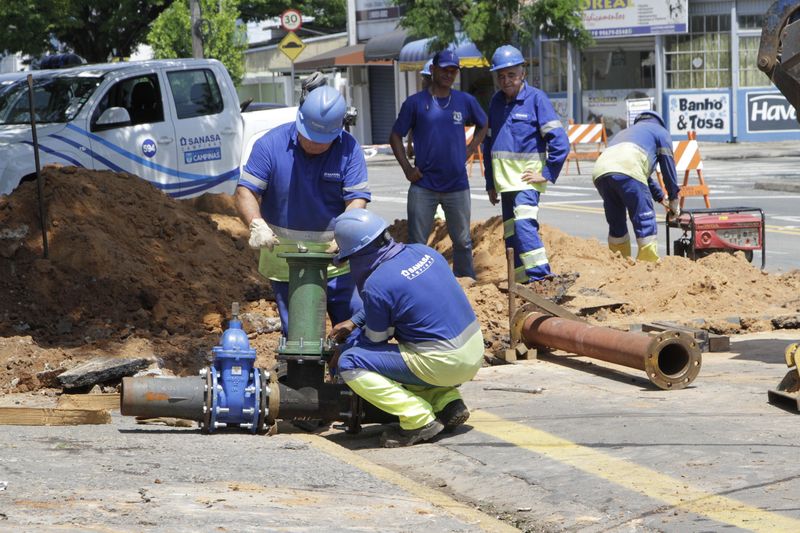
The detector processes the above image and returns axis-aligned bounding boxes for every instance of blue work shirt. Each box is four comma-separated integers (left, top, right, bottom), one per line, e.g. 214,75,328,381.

483,82,569,193
239,122,370,239
393,89,487,192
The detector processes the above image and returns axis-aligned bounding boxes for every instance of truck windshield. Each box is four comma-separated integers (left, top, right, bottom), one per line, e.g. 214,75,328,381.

0,76,102,125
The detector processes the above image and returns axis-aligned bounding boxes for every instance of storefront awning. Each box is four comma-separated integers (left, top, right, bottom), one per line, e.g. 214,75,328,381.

294,44,391,71
398,34,489,71
364,28,414,61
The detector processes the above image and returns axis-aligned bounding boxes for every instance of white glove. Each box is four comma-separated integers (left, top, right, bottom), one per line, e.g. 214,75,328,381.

248,218,279,250
668,199,681,218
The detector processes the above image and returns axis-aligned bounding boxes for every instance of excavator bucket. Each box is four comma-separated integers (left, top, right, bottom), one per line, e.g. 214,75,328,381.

768,343,800,411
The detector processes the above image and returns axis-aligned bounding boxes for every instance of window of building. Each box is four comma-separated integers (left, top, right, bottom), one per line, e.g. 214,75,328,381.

739,35,771,87
737,14,765,30
541,41,567,93
665,14,731,89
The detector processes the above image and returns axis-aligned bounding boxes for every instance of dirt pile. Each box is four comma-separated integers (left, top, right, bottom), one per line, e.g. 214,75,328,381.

1,166,799,393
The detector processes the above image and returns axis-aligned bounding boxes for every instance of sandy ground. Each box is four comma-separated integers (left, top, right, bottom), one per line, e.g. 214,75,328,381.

1,166,799,394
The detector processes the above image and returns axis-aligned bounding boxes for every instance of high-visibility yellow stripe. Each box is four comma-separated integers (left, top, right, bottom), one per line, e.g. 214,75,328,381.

519,247,548,268
295,433,518,533
470,410,800,531
503,219,515,238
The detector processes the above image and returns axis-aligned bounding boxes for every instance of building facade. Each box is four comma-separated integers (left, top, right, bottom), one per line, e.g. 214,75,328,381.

539,0,799,142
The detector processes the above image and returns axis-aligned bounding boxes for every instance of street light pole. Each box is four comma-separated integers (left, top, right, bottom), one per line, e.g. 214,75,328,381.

190,0,204,58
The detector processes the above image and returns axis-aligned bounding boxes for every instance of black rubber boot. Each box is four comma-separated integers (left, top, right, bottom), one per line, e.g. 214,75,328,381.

436,399,470,432
380,419,444,448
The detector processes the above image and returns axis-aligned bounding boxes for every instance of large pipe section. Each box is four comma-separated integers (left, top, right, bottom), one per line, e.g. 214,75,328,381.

514,309,701,390
121,248,397,434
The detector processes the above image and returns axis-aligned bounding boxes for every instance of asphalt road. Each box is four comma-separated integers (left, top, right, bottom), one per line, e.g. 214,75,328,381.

364,155,800,273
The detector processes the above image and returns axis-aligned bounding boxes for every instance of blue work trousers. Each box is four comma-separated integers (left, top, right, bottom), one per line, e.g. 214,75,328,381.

407,184,476,279
271,272,363,338
501,189,552,282
594,173,658,240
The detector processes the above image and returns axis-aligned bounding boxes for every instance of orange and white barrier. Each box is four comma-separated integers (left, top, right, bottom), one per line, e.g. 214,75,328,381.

465,125,484,177
564,121,607,175
657,131,710,208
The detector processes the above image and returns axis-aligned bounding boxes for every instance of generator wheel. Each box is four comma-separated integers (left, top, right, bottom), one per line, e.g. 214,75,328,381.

673,240,689,258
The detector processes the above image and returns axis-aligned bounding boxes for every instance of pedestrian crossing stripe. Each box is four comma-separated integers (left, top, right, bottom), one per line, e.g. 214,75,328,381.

470,410,800,531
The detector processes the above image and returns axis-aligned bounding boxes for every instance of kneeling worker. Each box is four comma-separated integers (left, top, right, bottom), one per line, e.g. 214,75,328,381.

591,111,681,262
328,209,484,447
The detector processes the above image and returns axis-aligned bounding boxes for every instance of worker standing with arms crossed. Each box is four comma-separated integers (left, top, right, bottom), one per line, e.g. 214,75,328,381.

591,111,681,261
327,209,484,447
483,45,572,289
235,86,371,335
390,50,488,282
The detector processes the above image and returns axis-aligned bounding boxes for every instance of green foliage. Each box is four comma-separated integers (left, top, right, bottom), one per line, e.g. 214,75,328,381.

238,0,346,30
148,0,247,85
396,0,593,59
0,0,170,63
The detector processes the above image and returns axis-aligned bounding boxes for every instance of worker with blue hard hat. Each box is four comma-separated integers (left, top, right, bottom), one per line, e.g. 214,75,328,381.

591,110,681,261
390,49,488,281
483,44,573,291
328,209,484,447
236,85,371,337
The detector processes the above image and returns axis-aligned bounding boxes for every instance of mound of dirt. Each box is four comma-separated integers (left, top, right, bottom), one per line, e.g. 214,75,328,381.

1,165,799,394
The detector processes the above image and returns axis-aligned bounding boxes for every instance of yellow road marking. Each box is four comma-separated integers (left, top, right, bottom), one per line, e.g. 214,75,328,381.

470,410,800,532
543,204,800,237
295,433,518,533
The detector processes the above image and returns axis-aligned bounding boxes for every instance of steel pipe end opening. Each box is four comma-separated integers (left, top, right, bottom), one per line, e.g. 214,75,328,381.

644,331,702,390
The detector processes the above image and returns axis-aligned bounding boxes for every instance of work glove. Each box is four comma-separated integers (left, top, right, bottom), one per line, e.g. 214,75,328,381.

668,199,681,218
248,218,279,250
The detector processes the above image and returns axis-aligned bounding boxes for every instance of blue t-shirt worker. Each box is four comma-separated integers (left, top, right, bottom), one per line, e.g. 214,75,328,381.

390,49,488,281
235,85,371,336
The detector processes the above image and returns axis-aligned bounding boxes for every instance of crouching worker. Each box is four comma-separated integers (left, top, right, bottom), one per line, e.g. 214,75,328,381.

328,209,484,447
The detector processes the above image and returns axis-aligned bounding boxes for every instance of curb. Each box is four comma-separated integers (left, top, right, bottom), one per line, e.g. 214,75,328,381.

755,181,800,193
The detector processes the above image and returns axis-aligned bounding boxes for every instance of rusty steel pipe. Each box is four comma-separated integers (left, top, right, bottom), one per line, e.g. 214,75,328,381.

121,376,206,420
516,311,701,390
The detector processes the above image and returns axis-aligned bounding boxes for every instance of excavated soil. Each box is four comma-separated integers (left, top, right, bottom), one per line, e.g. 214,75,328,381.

1,166,799,393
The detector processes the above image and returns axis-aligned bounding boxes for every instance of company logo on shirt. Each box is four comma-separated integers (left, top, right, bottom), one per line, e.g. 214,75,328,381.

513,113,529,120
452,111,463,124
323,171,341,180
401,254,434,280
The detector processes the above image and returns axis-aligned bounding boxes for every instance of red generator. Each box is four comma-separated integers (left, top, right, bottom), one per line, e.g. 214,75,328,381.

666,207,765,269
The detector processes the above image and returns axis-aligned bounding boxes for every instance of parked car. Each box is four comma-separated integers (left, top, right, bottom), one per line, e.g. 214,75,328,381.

0,59,296,198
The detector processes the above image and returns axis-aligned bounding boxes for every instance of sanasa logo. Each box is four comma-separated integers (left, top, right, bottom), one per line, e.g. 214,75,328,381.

401,254,434,280
750,95,797,122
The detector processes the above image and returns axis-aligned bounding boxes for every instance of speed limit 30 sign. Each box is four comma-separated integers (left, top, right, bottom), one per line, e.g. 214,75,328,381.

280,9,302,32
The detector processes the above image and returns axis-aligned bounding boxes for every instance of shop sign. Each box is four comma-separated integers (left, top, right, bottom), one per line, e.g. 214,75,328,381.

668,93,730,136
583,89,655,136
746,92,800,133
580,0,688,39
356,0,402,41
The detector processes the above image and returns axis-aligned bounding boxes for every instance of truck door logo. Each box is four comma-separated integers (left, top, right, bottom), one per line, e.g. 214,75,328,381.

142,139,157,158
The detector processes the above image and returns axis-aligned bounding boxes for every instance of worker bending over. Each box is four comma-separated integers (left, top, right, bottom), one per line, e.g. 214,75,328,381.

236,86,370,336
483,45,570,285
329,209,484,447
591,111,681,262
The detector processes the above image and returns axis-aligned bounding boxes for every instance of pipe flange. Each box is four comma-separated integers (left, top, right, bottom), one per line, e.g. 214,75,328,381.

202,367,213,433
644,331,702,390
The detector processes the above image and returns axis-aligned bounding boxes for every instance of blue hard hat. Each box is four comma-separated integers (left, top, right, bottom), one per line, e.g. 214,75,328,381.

490,45,524,72
296,85,346,143
420,59,433,77
333,209,389,265
433,49,460,69
634,110,665,128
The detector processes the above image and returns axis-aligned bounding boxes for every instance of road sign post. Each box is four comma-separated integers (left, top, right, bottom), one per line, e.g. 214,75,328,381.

278,22,306,106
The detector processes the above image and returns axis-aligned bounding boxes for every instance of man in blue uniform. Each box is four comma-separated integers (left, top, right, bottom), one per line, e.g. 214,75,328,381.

390,50,488,281
235,86,371,335
591,111,681,262
328,209,484,447
483,45,571,286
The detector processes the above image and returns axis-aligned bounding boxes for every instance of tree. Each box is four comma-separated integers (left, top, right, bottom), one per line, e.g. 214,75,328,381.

148,0,247,85
0,0,169,63
395,0,592,58
238,0,346,30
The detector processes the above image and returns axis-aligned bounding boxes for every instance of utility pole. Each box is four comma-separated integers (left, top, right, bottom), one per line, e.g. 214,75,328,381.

190,0,204,58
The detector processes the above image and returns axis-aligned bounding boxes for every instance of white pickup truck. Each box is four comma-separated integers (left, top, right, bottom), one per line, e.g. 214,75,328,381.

0,59,296,198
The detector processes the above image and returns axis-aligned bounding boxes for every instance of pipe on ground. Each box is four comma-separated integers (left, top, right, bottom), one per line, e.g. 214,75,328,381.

515,310,702,390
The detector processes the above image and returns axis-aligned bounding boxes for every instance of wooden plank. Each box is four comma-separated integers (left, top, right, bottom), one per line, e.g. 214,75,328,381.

57,393,120,411
510,284,582,322
0,407,111,426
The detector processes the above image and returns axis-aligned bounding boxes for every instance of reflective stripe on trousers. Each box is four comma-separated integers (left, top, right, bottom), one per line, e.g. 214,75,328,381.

501,189,552,282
